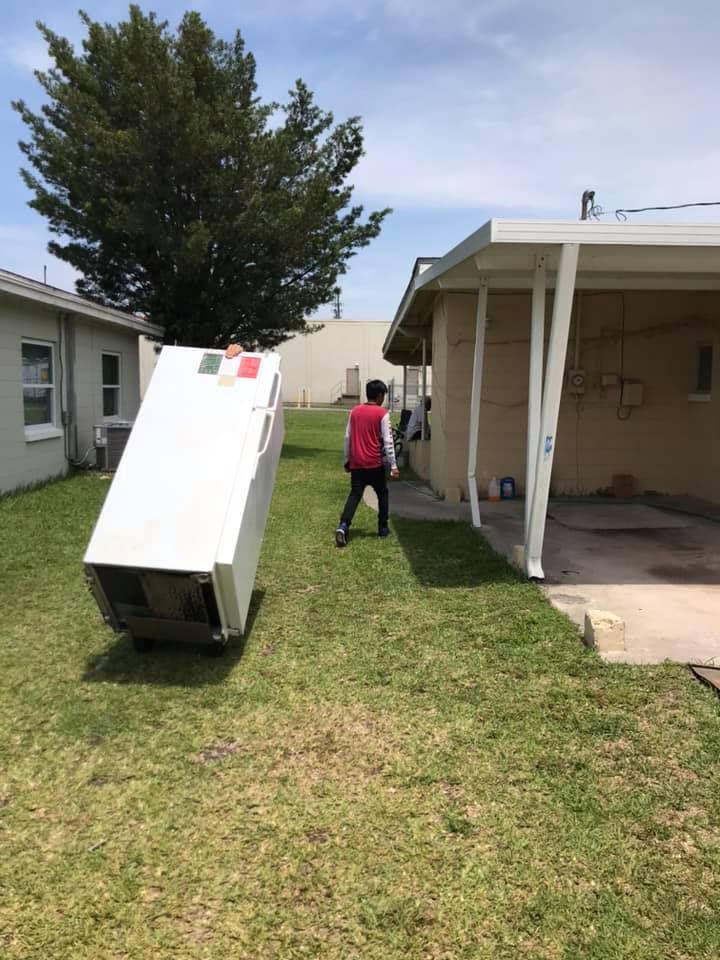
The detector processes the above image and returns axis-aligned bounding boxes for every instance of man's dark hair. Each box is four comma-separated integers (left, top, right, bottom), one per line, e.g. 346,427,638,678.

366,379,387,402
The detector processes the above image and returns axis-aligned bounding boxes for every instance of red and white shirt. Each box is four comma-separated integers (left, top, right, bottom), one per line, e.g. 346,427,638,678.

343,403,397,471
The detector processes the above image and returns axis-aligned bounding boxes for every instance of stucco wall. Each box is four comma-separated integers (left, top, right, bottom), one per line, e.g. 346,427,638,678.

429,296,475,498
428,290,720,502
0,293,143,495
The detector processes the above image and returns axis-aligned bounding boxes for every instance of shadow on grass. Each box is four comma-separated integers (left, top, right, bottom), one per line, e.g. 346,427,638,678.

281,443,334,460
393,516,520,589
82,590,264,687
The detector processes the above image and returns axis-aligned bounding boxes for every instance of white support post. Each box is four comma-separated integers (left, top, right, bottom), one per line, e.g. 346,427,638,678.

467,282,488,528
526,243,579,579
524,256,546,547
402,365,407,411
421,339,427,441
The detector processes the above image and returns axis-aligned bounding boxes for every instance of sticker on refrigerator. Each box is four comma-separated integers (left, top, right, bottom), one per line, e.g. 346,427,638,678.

217,375,235,387
237,356,261,379
544,435,554,458
198,352,222,375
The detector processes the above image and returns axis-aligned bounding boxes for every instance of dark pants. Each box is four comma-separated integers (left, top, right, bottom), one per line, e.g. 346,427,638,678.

340,467,389,529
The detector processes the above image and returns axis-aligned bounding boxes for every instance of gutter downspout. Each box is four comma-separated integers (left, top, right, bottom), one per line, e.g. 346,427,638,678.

467,281,488,528
58,312,78,462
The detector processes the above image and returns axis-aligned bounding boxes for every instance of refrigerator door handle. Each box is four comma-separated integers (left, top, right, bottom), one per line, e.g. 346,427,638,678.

266,370,281,411
253,409,275,478
253,371,281,478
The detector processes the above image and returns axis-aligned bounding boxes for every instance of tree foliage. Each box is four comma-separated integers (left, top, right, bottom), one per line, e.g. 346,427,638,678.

13,6,390,346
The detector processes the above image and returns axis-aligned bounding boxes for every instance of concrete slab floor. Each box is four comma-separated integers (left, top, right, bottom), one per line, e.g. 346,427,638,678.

365,483,720,665
481,499,720,665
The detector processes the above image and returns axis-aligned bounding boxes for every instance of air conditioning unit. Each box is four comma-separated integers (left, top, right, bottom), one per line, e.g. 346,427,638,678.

95,421,134,471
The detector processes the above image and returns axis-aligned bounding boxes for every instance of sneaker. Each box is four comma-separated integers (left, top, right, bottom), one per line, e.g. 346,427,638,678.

378,527,391,538
335,522,348,547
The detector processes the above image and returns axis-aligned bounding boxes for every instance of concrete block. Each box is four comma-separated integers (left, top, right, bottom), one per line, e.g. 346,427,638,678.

584,609,625,653
512,545,525,570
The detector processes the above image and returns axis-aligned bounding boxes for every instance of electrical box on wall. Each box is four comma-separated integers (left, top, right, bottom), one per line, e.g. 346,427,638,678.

567,369,586,395
621,381,644,407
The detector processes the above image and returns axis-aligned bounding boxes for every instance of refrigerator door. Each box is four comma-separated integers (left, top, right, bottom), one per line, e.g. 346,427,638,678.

214,369,284,633
84,347,276,575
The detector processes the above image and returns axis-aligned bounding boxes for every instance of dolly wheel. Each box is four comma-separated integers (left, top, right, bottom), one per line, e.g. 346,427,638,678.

131,634,154,653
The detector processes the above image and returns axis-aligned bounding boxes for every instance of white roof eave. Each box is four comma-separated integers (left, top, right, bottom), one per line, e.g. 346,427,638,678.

383,218,720,361
0,270,164,338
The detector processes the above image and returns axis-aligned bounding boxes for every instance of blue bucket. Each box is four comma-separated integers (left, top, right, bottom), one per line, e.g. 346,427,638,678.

500,476,516,500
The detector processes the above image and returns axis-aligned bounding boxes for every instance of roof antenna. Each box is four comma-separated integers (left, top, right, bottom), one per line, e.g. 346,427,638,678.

332,286,343,319
43,265,47,284
580,190,595,221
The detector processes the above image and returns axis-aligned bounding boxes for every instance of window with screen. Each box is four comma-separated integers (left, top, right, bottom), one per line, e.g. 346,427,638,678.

102,353,121,417
22,340,55,429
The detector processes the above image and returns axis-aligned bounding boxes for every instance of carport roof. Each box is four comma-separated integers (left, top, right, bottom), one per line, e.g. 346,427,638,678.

384,218,720,364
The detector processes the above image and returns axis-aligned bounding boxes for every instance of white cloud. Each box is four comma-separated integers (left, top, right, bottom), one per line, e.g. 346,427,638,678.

342,2,720,215
3,37,51,73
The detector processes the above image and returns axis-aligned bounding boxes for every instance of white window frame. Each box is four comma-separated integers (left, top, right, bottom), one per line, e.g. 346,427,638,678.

101,351,122,420
22,338,60,441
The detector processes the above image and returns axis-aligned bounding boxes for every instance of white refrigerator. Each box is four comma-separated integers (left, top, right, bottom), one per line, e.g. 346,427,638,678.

84,346,284,654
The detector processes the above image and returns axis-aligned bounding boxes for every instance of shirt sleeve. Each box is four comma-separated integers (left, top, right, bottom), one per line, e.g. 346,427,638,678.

380,414,397,469
343,415,351,463
406,408,419,437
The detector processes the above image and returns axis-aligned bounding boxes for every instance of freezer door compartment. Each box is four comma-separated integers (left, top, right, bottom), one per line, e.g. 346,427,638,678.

214,390,285,634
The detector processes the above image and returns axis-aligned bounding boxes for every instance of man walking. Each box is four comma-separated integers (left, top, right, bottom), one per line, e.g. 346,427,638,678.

335,379,399,547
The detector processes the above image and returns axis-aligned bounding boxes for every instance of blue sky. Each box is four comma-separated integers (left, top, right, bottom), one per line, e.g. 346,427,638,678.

2,0,719,319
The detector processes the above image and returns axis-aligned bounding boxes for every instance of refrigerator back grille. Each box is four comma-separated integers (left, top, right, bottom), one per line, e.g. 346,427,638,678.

94,566,220,628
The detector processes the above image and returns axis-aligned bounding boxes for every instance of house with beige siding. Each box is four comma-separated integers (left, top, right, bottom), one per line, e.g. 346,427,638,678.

0,270,162,495
384,219,720,579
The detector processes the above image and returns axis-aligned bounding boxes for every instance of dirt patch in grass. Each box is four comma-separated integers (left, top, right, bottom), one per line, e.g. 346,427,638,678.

261,703,407,791
194,740,245,764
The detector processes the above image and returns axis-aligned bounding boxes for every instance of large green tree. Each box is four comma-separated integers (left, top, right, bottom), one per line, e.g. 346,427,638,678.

13,6,389,346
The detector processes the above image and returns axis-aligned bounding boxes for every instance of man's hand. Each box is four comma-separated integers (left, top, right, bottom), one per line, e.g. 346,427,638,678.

344,462,351,473
390,467,400,479
225,344,243,359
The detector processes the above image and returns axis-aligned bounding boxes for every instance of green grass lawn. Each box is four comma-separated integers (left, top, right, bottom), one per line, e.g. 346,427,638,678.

2,410,720,959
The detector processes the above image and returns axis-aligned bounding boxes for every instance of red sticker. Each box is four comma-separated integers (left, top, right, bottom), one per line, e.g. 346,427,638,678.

237,356,261,379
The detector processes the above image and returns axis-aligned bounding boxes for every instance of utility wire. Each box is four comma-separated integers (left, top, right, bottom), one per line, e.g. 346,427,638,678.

615,201,720,221
583,194,720,222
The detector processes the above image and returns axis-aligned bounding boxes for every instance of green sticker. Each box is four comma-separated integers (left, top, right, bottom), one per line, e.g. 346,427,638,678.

198,352,222,375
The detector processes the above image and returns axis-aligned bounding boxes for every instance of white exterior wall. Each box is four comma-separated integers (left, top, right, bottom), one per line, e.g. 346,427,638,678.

72,319,142,461
0,293,144,495
275,321,425,405
0,295,68,493
139,336,161,398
